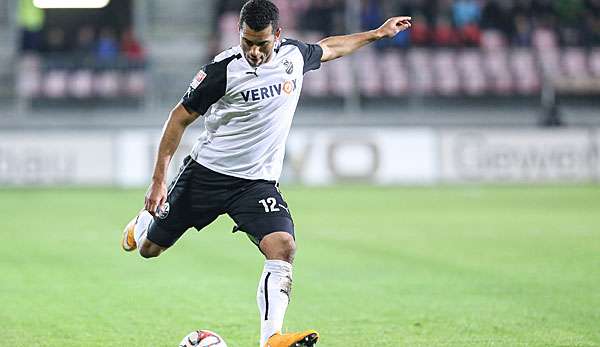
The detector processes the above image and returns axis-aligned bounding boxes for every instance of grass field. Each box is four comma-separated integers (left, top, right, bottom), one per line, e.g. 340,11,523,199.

1,185,599,347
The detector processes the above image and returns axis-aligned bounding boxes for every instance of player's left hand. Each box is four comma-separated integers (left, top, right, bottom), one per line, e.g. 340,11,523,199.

376,16,412,39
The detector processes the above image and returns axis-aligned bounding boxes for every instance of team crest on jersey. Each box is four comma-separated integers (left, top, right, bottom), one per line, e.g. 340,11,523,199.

190,70,207,89
282,59,293,74
157,202,170,219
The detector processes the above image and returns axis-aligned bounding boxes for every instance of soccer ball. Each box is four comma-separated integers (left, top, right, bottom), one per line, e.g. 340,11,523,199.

178,330,228,347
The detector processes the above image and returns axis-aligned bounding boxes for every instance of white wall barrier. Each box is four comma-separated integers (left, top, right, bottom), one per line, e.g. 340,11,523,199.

439,129,599,183
0,131,114,185
1,127,598,186
283,128,437,184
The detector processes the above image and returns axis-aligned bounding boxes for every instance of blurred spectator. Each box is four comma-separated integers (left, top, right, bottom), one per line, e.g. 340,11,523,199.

19,0,45,53
460,22,481,46
74,26,95,60
302,0,341,36
43,28,67,54
481,1,514,38
121,28,145,61
555,0,585,46
452,0,480,28
433,16,458,46
513,14,533,46
410,13,431,46
213,0,600,49
584,14,600,46
361,0,382,31
96,27,119,62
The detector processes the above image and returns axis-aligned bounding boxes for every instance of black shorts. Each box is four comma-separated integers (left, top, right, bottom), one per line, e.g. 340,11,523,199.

146,156,294,248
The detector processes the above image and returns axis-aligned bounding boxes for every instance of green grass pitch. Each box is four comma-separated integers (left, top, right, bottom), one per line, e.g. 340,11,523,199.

1,185,599,346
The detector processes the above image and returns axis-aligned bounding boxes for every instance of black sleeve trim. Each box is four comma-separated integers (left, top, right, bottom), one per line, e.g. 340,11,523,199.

181,53,240,115
280,38,323,74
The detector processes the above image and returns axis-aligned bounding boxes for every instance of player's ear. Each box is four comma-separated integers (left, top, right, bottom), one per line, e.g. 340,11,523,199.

274,27,282,41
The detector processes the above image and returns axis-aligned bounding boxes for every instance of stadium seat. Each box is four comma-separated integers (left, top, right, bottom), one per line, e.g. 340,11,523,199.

302,65,329,97
481,30,506,51
407,49,434,95
328,57,353,97
44,70,68,98
432,49,460,95
69,70,94,98
510,48,539,94
124,71,146,97
219,13,241,50
483,49,513,94
94,71,121,98
533,28,558,50
457,50,487,95
301,32,329,97
380,51,408,96
562,48,588,79
356,48,382,96
590,48,600,78
17,55,42,98
538,47,561,79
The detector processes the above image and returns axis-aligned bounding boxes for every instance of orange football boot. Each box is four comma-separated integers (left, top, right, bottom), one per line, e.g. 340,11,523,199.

121,214,139,251
264,330,319,347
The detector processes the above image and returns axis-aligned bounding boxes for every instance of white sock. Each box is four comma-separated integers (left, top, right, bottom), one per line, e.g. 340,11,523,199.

134,210,153,246
257,260,293,346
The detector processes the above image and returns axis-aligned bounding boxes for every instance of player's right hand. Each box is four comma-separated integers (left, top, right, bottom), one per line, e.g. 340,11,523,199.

376,16,412,38
145,180,167,217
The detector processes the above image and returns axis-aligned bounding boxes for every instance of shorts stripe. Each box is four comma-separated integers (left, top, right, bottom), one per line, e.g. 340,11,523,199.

167,159,192,196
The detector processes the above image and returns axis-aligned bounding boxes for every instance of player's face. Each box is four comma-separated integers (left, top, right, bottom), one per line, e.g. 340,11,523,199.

240,23,281,67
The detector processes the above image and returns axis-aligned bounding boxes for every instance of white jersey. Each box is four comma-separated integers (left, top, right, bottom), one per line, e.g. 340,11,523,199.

181,39,323,181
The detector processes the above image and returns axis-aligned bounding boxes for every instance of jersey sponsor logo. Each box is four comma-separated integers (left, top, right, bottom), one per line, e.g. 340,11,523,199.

190,70,207,89
240,79,297,102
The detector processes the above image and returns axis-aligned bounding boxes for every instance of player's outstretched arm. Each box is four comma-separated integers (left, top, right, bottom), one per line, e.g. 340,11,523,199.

318,16,411,62
145,103,200,216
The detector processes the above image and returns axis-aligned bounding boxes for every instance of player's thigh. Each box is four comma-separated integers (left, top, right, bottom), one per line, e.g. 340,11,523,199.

146,157,196,248
227,181,295,247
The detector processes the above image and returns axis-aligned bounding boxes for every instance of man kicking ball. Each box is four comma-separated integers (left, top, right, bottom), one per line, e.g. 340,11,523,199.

122,1,411,346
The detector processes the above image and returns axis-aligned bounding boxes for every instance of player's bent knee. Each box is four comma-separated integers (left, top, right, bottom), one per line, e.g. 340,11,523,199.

138,239,166,259
260,231,296,262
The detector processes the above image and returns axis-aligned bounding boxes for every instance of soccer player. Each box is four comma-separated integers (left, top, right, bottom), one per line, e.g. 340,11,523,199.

121,1,411,346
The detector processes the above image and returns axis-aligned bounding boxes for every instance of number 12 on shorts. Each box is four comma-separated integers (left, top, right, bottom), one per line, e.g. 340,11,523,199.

258,197,280,212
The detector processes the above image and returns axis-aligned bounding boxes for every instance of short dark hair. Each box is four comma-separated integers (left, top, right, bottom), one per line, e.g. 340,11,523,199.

239,0,279,32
